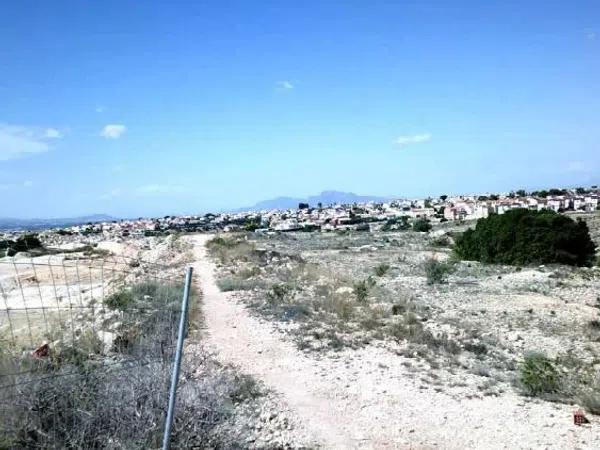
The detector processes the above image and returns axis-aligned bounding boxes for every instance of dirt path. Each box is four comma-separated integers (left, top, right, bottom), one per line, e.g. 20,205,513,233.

190,234,599,449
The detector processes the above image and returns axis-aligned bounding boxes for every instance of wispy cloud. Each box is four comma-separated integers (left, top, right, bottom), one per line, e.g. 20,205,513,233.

585,29,596,41
0,124,62,160
135,184,188,195
100,188,122,200
44,128,63,139
100,124,127,139
394,133,432,147
276,80,294,90
95,105,106,113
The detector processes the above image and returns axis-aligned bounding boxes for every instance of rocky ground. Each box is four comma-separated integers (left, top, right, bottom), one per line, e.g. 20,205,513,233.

202,226,600,448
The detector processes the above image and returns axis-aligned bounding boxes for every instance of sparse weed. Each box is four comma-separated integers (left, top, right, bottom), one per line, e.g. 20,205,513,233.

424,257,454,285
217,277,266,292
374,263,390,277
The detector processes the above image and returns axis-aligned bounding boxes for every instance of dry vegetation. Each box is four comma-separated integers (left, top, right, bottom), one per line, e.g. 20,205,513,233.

1,234,310,449
207,226,600,413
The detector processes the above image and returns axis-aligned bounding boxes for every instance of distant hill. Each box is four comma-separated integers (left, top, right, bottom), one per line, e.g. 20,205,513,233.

0,214,116,231
239,191,390,212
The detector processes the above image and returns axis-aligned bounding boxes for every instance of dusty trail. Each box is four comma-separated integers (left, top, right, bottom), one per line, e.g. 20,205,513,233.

190,234,598,449
192,234,354,448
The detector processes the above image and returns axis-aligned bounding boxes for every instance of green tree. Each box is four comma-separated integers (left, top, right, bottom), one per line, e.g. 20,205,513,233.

455,209,596,266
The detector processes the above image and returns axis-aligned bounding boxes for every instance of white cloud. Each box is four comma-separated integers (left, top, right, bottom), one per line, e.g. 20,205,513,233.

111,164,125,173
44,128,63,139
585,29,596,41
100,124,127,139
95,106,106,113
276,80,294,90
0,124,59,160
23,180,33,187
135,184,188,195
394,133,432,147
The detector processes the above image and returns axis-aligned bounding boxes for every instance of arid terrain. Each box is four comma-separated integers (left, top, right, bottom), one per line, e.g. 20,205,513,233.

2,221,599,448
197,221,600,449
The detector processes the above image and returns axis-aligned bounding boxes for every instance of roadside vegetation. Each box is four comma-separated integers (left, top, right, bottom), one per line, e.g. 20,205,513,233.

0,279,272,448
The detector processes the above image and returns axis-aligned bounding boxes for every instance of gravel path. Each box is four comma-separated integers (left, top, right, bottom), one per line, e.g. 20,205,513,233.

191,234,599,449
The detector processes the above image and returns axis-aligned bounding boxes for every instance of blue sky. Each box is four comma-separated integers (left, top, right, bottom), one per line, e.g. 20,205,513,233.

1,1,599,218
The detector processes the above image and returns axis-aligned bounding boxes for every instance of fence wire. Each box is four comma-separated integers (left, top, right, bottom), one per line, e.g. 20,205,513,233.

0,254,191,449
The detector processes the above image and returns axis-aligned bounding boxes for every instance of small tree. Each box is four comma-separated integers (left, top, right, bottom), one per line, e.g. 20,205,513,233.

455,209,596,266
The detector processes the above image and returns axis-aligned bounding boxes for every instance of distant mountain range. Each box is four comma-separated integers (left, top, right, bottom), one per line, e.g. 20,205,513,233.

238,191,391,212
0,214,116,231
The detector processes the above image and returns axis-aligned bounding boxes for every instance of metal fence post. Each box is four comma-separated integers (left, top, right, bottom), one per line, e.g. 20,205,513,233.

162,266,193,450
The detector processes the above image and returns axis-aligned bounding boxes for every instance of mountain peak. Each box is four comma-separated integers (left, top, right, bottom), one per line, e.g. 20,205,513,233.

239,191,390,212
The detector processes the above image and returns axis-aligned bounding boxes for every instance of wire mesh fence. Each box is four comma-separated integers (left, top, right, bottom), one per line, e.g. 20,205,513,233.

0,254,192,449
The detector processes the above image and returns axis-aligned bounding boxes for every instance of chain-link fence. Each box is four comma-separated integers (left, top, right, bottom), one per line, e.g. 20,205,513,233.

0,254,193,449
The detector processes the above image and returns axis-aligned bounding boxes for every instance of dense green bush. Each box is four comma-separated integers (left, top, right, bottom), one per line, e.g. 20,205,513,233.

412,218,432,232
455,209,596,266
0,234,44,257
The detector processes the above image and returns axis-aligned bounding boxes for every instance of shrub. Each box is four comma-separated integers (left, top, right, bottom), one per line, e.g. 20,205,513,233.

519,352,560,396
267,283,293,304
12,234,43,252
424,258,453,285
454,209,596,266
430,235,451,247
381,216,410,232
413,219,432,232
104,290,135,310
0,234,44,257
374,263,390,277
206,236,238,249
352,280,369,303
